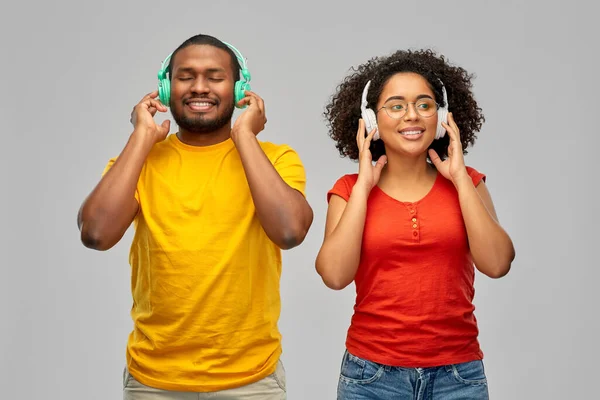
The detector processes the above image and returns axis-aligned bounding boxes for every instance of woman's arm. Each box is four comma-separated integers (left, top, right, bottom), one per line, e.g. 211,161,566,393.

455,177,515,278
316,120,387,289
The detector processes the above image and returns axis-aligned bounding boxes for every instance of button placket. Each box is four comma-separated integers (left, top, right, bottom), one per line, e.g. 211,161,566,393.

407,204,419,241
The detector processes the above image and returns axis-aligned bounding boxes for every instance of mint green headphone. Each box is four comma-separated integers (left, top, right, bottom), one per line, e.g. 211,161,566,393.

157,41,251,109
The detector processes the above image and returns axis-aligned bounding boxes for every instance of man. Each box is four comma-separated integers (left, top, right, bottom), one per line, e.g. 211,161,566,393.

77,34,313,399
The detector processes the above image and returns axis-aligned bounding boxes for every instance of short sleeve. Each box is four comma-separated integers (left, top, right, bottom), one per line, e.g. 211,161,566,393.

101,157,117,177
327,174,357,203
102,157,140,202
466,166,486,187
273,146,306,197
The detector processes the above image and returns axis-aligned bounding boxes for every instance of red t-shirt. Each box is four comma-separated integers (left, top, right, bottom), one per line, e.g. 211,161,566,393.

327,167,486,367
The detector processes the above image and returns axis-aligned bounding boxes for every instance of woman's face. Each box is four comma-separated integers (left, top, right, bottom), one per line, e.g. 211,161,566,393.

375,72,439,157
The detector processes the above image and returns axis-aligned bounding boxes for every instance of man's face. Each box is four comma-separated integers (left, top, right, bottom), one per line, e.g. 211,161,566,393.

169,45,236,133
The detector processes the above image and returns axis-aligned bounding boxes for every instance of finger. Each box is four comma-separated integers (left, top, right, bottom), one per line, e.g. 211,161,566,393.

148,99,167,112
447,112,460,137
373,155,387,180
237,96,252,108
442,122,458,142
244,91,265,113
246,91,265,116
374,155,387,170
138,98,166,113
140,90,159,102
244,90,263,101
251,92,266,114
244,90,259,100
428,149,443,168
160,119,171,133
442,122,462,155
140,104,164,119
356,119,365,148
363,127,378,151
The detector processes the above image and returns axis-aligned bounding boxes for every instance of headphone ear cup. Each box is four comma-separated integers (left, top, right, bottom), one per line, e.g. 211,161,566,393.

234,80,251,109
436,106,448,140
158,77,170,107
362,108,380,140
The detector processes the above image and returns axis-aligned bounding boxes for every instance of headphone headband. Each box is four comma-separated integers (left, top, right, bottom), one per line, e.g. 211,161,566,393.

360,77,449,140
157,40,251,109
221,41,248,73
158,42,248,80
440,81,448,106
158,53,172,80
361,80,371,110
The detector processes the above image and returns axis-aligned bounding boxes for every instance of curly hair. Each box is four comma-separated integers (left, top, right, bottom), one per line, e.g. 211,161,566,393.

323,49,484,161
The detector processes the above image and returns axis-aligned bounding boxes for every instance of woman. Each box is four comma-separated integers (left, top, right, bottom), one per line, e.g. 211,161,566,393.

316,49,515,399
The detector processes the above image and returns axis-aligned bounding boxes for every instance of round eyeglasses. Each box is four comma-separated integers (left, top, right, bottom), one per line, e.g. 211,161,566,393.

377,98,439,119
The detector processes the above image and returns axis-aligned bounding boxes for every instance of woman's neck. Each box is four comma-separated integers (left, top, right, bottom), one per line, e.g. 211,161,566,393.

379,152,436,186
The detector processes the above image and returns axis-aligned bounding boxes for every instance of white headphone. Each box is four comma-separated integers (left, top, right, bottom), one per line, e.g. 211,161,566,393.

360,79,449,141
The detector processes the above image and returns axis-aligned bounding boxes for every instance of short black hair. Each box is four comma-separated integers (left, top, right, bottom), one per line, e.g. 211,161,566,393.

323,49,485,161
167,34,241,81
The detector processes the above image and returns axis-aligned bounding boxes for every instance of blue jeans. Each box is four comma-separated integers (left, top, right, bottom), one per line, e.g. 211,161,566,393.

337,350,489,400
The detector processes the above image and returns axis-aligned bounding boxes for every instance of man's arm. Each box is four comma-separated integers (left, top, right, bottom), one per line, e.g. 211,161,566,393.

232,91,313,249
78,134,148,250
233,133,313,249
77,91,170,250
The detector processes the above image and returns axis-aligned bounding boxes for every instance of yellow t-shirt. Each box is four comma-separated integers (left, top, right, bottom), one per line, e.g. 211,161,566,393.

103,133,306,392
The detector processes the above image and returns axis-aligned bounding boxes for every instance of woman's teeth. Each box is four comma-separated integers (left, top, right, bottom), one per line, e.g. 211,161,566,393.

401,130,422,135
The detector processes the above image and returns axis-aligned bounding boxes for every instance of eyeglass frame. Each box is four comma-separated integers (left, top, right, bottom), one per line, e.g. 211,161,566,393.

375,99,441,119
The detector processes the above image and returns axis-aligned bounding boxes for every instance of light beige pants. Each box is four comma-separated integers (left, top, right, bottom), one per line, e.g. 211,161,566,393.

123,361,286,400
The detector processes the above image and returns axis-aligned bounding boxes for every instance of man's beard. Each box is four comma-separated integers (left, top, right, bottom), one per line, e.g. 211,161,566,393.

171,101,235,134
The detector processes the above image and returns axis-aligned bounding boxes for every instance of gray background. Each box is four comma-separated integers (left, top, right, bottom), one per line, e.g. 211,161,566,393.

1,0,597,399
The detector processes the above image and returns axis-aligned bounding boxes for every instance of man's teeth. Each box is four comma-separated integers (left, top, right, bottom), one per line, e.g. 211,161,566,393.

401,130,422,135
189,102,212,106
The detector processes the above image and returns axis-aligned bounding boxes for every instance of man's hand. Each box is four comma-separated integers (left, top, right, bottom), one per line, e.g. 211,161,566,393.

130,90,171,144
231,90,267,142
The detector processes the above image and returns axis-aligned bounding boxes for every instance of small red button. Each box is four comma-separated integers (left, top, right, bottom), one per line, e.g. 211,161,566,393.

413,231,418,236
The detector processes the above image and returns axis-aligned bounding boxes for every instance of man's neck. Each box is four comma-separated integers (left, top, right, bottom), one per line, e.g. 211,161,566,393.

176,125,232,147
